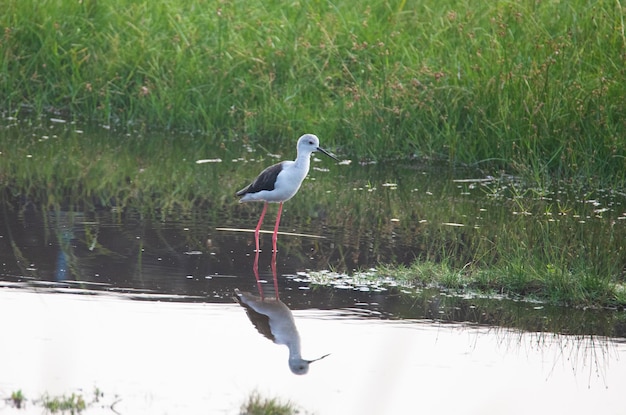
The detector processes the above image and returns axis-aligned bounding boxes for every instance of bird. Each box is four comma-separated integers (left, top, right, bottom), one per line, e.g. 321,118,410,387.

236,134,338,254
234,288,329,375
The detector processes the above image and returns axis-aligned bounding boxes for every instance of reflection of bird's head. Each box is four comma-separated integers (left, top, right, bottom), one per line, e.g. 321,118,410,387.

289,359,310,375
289,353,330,375
234,289,330,375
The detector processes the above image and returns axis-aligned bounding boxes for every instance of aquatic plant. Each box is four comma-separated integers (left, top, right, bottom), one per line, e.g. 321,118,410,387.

9,390,25,409
240,392,299,415
1,123,624,309
2,387,106,414
40,393,86,415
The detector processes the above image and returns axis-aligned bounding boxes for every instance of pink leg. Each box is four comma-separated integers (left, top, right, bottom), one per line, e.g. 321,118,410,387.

272,202,283,253
254,202,268,253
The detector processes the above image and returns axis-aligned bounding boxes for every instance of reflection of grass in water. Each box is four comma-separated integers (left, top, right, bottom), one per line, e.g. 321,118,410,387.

331,177,626,309
0,125,233,215
240,392,300,415
341,174,626,309
483,328,618,388
2,123,625,309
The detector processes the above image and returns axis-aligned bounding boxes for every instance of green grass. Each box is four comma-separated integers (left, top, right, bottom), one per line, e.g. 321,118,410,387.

375,190,626,309
1,0,625,309
240,392,300,415
1,0,625,183
343,171,626,309
3,388,105,414
41,393,87,415
378,254,626,309
5,389,297,415
9,390,25,409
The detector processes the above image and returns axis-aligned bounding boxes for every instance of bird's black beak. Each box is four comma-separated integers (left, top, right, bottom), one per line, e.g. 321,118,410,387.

306,353,330,364
316,147,339,162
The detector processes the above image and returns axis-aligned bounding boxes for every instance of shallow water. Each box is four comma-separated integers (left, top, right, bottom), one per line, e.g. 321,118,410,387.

1,178,624,337
1,203,626,415
1,288,625,415
2,124,626,413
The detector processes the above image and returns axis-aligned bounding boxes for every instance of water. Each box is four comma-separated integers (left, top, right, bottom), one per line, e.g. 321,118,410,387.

1,289,625,414
1,125,626,413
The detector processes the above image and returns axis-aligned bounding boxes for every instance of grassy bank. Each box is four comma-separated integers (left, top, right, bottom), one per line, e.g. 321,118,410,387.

1,0,625,182
376,259,626,309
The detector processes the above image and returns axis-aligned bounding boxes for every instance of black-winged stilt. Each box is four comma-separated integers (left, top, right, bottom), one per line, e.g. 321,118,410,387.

234,288,330,374
236,133,338,254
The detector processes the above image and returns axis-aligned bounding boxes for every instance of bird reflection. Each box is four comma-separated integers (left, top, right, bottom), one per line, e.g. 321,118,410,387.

234,250,329,375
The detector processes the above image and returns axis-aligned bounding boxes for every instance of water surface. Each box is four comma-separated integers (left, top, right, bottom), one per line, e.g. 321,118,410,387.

1,288,624,415
1,124,626,413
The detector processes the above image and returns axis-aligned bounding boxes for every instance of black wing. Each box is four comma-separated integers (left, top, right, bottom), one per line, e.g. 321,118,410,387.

233,294,275,342
236,162,283,196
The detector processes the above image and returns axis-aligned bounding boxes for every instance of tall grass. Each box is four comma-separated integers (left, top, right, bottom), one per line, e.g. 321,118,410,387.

1,0,625,182
371,176,626,308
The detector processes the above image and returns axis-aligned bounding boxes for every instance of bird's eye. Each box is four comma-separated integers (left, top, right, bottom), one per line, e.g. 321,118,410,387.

308,141,314,145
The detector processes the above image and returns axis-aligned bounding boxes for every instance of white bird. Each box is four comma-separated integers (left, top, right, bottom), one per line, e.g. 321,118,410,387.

236,134,338,253
234,289,329,374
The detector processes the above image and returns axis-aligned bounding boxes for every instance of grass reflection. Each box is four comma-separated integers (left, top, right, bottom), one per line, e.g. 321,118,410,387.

1,123,625,309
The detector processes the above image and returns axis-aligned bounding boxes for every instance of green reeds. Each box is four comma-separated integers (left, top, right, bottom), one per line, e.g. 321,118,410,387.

372,177,626,308
1,0,625,182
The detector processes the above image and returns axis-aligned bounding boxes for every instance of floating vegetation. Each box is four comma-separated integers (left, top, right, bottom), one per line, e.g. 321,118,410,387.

290,269,413,293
